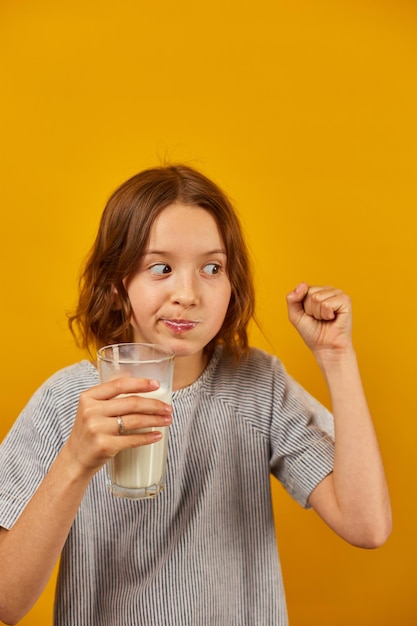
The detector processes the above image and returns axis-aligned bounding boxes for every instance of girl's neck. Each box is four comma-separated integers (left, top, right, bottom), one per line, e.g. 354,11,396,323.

173,351,210,391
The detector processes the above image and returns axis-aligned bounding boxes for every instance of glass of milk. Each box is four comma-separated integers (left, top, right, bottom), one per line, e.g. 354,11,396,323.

97,343,175,500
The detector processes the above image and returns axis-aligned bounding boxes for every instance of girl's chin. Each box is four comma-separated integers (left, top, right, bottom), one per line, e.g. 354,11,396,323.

131,331,206,361
169,345,204,360
163,341,207,364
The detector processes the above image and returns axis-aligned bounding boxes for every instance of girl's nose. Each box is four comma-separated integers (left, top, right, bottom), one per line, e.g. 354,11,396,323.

171,274,199,307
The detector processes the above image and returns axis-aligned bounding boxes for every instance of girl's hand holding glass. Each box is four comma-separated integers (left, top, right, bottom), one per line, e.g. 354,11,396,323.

66,377,173,476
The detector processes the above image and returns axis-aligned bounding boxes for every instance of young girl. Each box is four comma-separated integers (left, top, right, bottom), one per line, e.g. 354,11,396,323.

0,165,391,625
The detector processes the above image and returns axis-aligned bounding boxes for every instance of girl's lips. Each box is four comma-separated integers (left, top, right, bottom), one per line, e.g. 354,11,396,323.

161,319,198,334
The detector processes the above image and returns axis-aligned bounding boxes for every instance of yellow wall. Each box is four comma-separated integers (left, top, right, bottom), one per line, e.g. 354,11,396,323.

1,1,416,624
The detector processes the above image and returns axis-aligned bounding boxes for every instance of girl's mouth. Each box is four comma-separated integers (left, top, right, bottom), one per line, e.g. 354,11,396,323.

161,319,198,334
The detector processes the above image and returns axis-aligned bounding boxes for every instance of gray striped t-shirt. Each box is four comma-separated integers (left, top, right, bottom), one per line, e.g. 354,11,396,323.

0,346,334,625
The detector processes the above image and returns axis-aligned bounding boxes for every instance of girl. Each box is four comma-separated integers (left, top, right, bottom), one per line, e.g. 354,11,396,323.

0,165,391,625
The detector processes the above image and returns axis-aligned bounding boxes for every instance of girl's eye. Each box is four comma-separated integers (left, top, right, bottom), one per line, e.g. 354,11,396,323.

203,263,221,275
149,263,171,275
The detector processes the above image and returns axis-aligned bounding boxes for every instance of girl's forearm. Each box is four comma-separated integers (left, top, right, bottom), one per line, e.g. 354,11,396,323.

0,444,93,625
314,347,392,546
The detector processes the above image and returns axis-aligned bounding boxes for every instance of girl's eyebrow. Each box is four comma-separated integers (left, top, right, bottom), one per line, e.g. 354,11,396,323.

143,248,227,256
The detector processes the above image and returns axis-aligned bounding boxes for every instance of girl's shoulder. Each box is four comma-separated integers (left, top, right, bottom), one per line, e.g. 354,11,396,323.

203,345,287,399
41,360,99,393
26,360,99,416
216,346,284,379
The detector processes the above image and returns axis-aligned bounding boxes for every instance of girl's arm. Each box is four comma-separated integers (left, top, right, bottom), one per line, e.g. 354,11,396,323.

0,446,95,625
286,283,392,548
0,377,172,625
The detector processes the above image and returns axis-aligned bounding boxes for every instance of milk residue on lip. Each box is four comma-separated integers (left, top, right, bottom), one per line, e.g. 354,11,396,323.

163,319,197,334
107,387,170,489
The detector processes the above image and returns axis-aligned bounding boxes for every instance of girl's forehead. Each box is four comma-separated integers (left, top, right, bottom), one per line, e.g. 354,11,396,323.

147,202,225,248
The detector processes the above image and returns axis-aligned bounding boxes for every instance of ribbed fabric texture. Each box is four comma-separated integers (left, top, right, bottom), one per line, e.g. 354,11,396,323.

0,347,334,625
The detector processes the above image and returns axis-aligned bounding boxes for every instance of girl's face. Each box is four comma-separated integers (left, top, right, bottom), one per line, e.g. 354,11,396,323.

124,202,232,387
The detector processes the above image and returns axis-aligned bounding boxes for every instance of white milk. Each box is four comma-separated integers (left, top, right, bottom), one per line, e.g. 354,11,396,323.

107,387,170,490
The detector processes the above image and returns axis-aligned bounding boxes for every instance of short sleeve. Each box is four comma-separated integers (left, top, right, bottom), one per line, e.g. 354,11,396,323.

0,384,67,528
0,361,97,529
269,367,335,508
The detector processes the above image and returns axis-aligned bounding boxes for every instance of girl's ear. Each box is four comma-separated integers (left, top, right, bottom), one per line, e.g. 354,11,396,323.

112,287,122,310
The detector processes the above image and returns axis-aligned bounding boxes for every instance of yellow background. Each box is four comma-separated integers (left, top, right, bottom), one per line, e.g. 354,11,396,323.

1,1,416,624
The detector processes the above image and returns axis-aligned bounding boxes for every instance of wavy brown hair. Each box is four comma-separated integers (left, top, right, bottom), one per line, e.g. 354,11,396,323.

68,164,255,360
